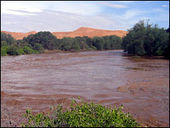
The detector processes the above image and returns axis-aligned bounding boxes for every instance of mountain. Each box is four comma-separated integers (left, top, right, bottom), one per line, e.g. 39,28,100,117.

1,31,37,40
53,27,127,39
2,27,127,40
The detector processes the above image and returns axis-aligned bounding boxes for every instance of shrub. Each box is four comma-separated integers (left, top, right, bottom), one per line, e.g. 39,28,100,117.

24,31,58,50
23,46,35,54
1,32,16,45
16,48,25,55
1,41,8,46
1,46,8,56
6,46,27,55
21,100,140,127
122,20,169,57
1,31,123,56
33,43,44,53
7,46,19,55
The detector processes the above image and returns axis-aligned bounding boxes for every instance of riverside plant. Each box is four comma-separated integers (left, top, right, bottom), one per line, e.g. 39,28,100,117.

21,99,140,127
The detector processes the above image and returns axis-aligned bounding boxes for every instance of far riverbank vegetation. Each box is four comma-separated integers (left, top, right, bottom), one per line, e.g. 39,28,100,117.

1,20,169,58
1,32,122,56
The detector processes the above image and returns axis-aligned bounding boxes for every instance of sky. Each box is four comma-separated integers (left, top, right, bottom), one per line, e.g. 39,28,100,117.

1,1,169,32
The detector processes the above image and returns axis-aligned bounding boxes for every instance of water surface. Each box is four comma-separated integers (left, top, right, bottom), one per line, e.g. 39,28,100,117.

1,50,169,127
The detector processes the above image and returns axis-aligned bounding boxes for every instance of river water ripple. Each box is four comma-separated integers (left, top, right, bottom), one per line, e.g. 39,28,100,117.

1,50,169,127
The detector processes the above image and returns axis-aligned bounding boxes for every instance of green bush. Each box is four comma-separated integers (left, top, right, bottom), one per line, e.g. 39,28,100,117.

1,31,123,56
122,20,169,57
1,41,8,46
1,46,8,56
23,46,35,54
7,46,19,55
90,45,97,50
1,32,16,45
16,48,25,55
24,31,58,50
33,43,44,53
21,100,140,127
6,46,25,55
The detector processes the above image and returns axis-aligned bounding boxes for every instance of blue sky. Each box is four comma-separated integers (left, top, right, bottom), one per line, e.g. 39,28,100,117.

1,1,169,32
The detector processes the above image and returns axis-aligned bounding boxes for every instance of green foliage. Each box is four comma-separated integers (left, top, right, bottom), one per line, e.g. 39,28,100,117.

33,43,44,53
24,32,58,50
6,46,24,55
1,31,122,56
23,46,36,54
1,41,8,46
1,32,16,45
92,37,104,50
6,46,19,55
1,46,8,56
103,35,122,50
21,101,139,127
71,41,80,51
59,37,74,51
15,48,24,55
122,20,169,58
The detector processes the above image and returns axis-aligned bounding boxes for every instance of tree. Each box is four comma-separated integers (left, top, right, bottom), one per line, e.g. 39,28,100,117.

23,46,35,54
71,41,80,51
59,37,74,51
1,46,8,56
1,32,16,45
24,31,58,50
122,20,169,57
1,41,8,46
33,43,44,53
92,37,104,50
1,30,123,56
6,46,19,55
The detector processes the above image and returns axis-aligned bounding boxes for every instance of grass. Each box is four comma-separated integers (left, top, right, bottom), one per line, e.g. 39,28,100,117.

21,99,140,127
126,67,144,71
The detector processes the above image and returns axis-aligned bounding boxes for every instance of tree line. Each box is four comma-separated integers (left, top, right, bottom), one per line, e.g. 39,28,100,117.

1,32,122,56
122,20,169,58
1,20,169,58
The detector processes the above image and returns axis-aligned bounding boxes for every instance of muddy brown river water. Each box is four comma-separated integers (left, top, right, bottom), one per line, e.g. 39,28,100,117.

1,50,169,127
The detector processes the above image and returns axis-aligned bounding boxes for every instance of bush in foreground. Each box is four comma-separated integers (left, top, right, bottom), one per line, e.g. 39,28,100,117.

21,100,140,127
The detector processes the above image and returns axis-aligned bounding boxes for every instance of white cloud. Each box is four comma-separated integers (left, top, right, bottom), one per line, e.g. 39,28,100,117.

1,1,101,16
1,10,119,32
101,2,127,8
1,1,169,32
50,2,101,16
161,5,168,8
116,1,135,3
1,1,42,15
123,10,144,19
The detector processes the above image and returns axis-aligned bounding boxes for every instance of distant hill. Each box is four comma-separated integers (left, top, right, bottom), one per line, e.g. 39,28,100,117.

53,27,127,39
2,27,128,40
1,31,37,40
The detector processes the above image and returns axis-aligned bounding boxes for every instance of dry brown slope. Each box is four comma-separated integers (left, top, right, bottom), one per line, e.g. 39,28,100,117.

2,27,127,40
53,27,128,39
1,31,37,40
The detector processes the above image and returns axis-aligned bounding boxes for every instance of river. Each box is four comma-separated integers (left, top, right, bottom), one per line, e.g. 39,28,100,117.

1,50,169,127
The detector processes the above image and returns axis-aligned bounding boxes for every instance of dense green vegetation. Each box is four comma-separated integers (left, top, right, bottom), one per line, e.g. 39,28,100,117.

21,100,139,127
1,31,122,56
122,20,169,58
1,33,38,56
1,20,169,58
